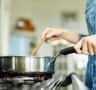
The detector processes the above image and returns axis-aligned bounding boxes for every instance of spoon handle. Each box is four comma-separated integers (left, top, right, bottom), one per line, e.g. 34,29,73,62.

31,37,46,56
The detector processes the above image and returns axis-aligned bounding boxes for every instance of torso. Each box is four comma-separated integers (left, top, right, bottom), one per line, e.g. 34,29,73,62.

85,0,96,89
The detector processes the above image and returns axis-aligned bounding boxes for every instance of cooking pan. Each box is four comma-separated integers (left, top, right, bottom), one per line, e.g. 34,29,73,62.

0,56,55,76
0,46,76,77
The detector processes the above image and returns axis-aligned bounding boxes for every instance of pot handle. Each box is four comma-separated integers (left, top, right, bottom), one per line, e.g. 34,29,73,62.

59,46,77,55
46,54,60,72
49,46,77,65
47,46,78,72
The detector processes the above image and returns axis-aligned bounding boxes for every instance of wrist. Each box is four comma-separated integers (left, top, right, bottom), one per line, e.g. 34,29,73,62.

61,29,68,39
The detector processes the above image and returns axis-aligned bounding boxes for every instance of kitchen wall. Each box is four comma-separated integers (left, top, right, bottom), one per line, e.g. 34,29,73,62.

0,0,1,54
9,0,88,56
0,0,11,55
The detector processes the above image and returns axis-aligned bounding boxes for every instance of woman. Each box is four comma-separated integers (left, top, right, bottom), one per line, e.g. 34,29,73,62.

41,0,96,89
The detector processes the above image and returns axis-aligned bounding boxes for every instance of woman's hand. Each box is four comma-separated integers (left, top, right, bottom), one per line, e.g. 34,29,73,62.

74,35,96,55
41,28,65,42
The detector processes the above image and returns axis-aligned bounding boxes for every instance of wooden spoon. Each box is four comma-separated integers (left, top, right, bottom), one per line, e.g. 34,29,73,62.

31,37,46,56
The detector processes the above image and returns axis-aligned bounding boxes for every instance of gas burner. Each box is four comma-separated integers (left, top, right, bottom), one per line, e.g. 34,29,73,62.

0,76,64,90
0,78,4,84
0,84,7,90
0,71,53,80
0,77,45,90
3,77,44,86
0,83,33,90
0,79,11,90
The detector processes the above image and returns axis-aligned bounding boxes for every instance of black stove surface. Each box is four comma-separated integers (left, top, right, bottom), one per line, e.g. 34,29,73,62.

0,77,44,90
0,71,53,78
0,84,33,90
0,75,65,90
0,70,55,90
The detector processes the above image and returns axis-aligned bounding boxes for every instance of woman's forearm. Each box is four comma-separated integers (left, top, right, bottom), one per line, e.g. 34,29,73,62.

62,30,81,44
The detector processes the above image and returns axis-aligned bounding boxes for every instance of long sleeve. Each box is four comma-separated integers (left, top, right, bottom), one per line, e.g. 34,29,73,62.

79,34,88,41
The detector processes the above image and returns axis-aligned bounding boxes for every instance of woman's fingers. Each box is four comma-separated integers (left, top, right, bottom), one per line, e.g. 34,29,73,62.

74,38,83,54
46,37,62,42
41,28,51,40
41,28,63,42
87,38,94,55
82,38,89,55
92,41,96,55
46,31,57,39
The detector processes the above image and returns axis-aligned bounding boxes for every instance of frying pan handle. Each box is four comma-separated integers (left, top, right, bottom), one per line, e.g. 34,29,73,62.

59,46,77,55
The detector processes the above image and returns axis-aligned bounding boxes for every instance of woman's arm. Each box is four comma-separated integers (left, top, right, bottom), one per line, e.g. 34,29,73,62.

41,28,96,55
41,28,87,44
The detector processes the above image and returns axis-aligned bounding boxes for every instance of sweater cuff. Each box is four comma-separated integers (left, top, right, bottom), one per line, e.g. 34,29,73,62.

79,34,87,40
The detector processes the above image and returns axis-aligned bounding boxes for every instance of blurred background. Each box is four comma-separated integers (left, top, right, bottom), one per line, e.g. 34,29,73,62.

0,0,88,90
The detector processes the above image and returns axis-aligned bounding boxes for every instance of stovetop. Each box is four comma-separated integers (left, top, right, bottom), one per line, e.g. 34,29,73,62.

0,71,53,78
0,84,34,90
0,76,63,90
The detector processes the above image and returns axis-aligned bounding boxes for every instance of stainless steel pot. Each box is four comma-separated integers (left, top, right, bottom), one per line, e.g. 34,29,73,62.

0,46,76,77
0,56,55,73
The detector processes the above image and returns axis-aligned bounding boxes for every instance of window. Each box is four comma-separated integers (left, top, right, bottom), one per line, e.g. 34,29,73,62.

61,12,78,29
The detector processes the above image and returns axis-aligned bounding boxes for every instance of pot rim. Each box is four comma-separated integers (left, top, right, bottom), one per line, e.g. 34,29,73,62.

0,56,53,58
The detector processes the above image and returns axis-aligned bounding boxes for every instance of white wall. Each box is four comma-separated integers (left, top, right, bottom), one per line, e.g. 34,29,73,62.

0,0,1,54
0,0,11,55
10,0,88,56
